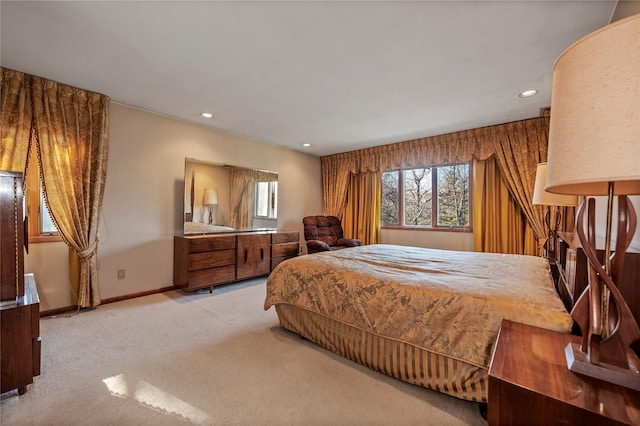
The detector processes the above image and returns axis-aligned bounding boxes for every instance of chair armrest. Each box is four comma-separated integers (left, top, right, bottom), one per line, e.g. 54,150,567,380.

306,239,331,251
337,238,362,247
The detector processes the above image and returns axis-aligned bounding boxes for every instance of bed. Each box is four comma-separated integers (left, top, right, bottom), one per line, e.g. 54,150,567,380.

264,244,573,402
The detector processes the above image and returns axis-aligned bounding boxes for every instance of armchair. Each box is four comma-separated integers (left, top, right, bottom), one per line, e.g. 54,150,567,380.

302,215,362,254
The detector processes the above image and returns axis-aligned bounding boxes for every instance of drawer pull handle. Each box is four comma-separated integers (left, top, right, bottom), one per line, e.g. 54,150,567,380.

260,248,264,260
244,249,248,263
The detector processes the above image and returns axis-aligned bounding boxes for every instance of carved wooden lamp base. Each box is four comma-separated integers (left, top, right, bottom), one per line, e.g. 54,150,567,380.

566,195,640,391
565,343,640,391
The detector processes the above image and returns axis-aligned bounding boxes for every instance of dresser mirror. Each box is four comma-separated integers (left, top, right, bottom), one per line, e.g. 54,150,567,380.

183,158,278,234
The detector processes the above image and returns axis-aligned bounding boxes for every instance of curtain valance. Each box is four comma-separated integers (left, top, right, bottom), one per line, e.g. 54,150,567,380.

321,117,548,174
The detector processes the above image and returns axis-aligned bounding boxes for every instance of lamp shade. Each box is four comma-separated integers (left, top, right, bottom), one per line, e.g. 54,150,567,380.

546,14,640,196
203,188,218,205
533,163,578,206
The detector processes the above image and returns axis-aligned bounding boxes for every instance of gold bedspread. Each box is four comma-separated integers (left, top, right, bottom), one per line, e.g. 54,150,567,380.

264,244,572,370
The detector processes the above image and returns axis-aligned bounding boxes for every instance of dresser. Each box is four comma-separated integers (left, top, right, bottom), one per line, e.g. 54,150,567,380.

488,320,640,425
0,171,39,396
1,274,41,395
174,231,299,292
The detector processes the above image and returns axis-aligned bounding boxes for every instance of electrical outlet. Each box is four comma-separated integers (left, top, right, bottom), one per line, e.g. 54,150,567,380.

117,269,125,279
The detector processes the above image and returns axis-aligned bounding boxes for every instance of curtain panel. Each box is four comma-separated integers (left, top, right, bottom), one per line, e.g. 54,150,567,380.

472,157,537,255
0,68,33,174
342,170,382,245
489,118,549,242
321,117,551,252
230,167,277,229
321,155,351,218
1,67,109,308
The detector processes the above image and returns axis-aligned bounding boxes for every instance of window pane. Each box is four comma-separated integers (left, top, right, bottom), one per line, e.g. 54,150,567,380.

255,181,277,219
404,168,432,226
40,192,58,234
437,164,470,226
271,182,278,218
255,182,269,217
381,171,399,226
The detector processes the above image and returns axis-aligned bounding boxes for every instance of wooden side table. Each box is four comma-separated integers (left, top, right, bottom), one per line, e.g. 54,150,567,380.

1,274,41,395
488,320,640,425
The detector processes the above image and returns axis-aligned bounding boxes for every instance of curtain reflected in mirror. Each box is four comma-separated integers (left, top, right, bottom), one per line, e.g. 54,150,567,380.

183,158,278,234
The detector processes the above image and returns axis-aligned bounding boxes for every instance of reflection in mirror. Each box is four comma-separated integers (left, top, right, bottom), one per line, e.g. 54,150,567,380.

183,158,278,234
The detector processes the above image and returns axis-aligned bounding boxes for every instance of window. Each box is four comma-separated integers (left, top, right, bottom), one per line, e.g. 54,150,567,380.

26,159,61,243
254,181,278,219
381,163,471,230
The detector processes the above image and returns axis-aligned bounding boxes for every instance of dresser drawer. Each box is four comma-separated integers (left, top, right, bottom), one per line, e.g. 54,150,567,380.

271,232,299,245
188,235,235,253
188,249,235,271
272,243,298,258
188,265,236,289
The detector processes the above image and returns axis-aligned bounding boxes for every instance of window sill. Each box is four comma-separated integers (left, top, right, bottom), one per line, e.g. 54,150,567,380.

381,226,472,233
28,235,63,244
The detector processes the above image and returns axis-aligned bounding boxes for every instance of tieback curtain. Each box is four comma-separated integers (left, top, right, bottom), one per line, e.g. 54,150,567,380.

1,67,109,308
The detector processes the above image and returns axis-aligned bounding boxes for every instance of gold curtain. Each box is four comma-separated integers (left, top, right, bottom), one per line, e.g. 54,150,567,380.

321,155,351,219
489,118,549,244
1,68,33,173
472,157,537,255
230,168,252,229
230,168,277,229
31,76,109,308
342,170,382,245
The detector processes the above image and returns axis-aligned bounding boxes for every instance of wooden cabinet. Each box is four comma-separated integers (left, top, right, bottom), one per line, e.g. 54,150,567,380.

0,171,38,396
0,171,26,301
270,231,299,270
236,234,271,280
174,231,299,291
1,274,41,395
556,232,640,325
488,320,640,425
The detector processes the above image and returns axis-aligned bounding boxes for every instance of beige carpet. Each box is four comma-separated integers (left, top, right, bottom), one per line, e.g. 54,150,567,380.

1,278,486,425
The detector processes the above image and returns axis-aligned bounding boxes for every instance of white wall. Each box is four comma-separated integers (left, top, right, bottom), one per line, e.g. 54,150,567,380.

25,103,323,311
381,229,474,251
592,196,640,253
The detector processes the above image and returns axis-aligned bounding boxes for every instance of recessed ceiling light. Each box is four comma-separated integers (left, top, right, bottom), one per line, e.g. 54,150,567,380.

201,112,214,118
518,89,539,98
302,143,311,147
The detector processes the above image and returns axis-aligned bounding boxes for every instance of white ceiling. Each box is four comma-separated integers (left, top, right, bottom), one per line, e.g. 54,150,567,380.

0,1,617,157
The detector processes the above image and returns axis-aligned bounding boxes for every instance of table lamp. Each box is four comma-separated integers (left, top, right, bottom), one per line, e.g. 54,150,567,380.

203,188,218,225
545,14,640,390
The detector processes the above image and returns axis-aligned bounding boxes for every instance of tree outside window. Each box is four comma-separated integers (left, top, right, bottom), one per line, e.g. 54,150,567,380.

381,163,470,229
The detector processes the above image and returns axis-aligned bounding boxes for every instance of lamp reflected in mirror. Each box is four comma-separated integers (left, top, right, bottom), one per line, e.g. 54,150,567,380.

203,188,218,225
